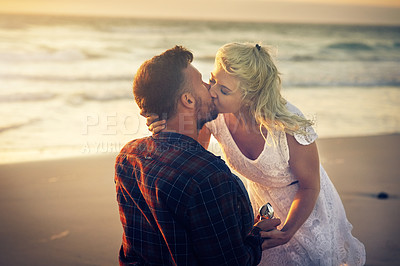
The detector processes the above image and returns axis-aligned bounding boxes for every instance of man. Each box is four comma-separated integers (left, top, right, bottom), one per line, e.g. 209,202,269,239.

115,46,280,265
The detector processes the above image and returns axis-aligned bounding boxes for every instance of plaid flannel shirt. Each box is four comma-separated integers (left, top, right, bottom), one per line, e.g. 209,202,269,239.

115,132,262,266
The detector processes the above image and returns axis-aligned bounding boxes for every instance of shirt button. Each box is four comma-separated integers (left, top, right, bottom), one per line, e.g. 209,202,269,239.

145,156,152,160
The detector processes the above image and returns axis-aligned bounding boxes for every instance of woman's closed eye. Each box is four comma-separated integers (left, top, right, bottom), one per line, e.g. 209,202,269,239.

220,87,230,95
210,77,231,95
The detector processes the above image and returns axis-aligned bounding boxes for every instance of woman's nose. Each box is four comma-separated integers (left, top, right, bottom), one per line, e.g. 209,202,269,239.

209,84,217,98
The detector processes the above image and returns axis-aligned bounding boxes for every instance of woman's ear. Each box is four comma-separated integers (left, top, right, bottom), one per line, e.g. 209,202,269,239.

180,93,195,109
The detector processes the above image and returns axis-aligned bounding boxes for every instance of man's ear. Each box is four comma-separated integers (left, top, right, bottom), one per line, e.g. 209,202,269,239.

180,93,195,109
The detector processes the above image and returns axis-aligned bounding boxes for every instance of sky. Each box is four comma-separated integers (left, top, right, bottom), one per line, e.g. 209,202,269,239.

0,0,399,25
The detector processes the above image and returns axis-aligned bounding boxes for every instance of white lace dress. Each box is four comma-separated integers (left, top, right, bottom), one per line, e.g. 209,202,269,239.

206,103,366,266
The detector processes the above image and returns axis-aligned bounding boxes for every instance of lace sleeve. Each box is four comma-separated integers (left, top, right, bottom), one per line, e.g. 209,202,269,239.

293,126,318,145
286,101,318,145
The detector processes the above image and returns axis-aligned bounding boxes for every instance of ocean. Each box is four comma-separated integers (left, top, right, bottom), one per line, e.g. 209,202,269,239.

0,14,399,164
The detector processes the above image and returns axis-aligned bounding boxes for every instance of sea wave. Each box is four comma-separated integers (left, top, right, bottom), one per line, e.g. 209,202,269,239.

325,41,400,51
283,80,400,88
66,91,132,106
200,41,400,63
0,118,41,133
290,55,316,62
0,90,132,105
0,92,57,102
0,49,104,62
0,74,131,82
326,42,373,50
288,53,400,62
288,41,400,62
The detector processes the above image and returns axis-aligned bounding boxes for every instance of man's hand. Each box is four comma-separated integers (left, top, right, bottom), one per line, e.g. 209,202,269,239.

254,217,280,232
253,218,292,250
260,229,292,250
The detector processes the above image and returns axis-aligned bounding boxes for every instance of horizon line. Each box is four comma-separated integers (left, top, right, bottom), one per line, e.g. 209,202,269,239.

1,11,400,27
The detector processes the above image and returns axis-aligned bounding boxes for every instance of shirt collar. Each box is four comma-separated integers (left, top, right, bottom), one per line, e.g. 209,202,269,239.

152,132,203,150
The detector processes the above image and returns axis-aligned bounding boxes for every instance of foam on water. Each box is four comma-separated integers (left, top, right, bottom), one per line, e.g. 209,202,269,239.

0,14,399,164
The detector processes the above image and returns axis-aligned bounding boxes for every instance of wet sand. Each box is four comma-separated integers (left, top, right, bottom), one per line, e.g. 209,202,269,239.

0,134,399,265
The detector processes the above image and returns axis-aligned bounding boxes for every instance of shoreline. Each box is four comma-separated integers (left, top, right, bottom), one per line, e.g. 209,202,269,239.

0,133,399,265
1,132,399,166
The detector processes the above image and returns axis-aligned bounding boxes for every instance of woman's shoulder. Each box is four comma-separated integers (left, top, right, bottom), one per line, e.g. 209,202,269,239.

285,101,305,118
285,101,318,145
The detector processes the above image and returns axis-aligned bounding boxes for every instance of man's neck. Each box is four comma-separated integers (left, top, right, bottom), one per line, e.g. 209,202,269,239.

162,112,199,141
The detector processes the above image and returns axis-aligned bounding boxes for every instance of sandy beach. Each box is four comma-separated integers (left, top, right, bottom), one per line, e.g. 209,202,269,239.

0,134,399,266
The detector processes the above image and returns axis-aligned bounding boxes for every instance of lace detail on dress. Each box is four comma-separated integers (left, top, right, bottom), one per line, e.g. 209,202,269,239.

208,115,294,188
206,105,366,266
293,125,318,145
285,101,319,145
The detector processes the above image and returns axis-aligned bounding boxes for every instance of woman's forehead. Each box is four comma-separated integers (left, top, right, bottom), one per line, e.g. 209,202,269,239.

213,66,234,80
212,66,240,91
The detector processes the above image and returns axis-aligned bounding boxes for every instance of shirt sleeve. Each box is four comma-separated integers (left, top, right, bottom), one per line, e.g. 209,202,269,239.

186,172,262,266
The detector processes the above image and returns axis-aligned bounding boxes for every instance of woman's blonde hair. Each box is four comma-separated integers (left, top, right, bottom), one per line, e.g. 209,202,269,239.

215,42,313,138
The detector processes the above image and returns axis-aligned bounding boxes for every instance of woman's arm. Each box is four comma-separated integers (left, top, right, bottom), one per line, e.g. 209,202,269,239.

262,133,320,249
145,115,212,150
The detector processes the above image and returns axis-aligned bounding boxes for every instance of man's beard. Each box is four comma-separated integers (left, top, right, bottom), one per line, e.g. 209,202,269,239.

195,97,218,130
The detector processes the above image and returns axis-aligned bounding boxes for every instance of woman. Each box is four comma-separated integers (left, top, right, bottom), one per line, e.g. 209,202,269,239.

149,42,366,265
